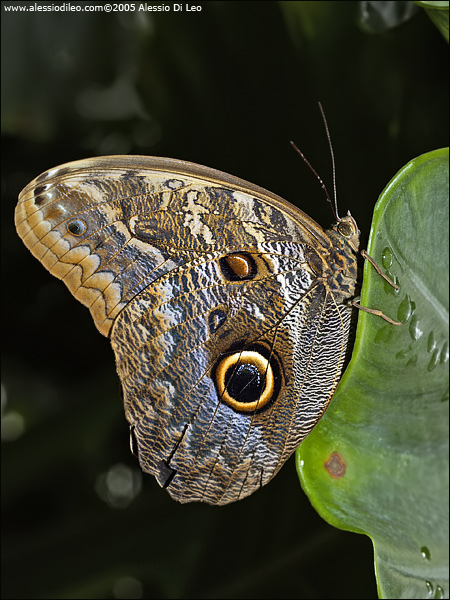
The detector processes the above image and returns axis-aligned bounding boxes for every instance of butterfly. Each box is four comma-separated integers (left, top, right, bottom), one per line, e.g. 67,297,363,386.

15,152,363,505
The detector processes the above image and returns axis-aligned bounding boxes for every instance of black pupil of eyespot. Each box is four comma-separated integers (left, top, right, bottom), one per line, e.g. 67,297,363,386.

225,363,263,403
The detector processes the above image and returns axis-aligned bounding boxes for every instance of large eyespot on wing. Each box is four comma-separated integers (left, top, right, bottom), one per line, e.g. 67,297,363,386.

213,346,282,413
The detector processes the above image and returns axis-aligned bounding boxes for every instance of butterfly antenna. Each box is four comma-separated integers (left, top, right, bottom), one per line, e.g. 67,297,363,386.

318,102,340,220
290,102,340,221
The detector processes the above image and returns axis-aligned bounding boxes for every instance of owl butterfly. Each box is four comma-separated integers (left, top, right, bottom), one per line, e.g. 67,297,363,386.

16,150,364,505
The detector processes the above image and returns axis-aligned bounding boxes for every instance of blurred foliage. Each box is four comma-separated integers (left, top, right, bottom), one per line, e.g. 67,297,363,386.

2,1,448,599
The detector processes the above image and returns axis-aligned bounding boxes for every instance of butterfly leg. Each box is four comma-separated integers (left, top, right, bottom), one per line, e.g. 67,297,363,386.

361,249,399,290
351,250,402,325
351,298,401,325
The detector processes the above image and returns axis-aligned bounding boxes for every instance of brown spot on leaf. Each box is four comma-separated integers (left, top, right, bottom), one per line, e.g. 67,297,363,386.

324,452,346,479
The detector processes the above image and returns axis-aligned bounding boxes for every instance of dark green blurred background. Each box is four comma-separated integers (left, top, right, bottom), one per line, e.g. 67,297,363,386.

2,1,448,598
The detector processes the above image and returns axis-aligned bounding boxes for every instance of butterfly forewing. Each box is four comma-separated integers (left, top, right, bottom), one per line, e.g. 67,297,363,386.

15,155,359,505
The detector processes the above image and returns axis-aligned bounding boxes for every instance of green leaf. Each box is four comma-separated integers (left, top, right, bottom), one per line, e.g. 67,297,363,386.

297,148,449,599
414,1,449,8
414,1,449,42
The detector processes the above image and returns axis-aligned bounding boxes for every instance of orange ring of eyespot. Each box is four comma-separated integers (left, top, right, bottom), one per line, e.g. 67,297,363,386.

67,219,87,236
215,350,274,412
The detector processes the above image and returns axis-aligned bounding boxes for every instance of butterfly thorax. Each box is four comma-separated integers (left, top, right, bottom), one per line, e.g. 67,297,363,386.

320,213,360,304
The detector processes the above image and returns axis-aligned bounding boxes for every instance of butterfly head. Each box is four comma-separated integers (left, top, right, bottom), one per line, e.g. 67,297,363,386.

333,212,360,254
